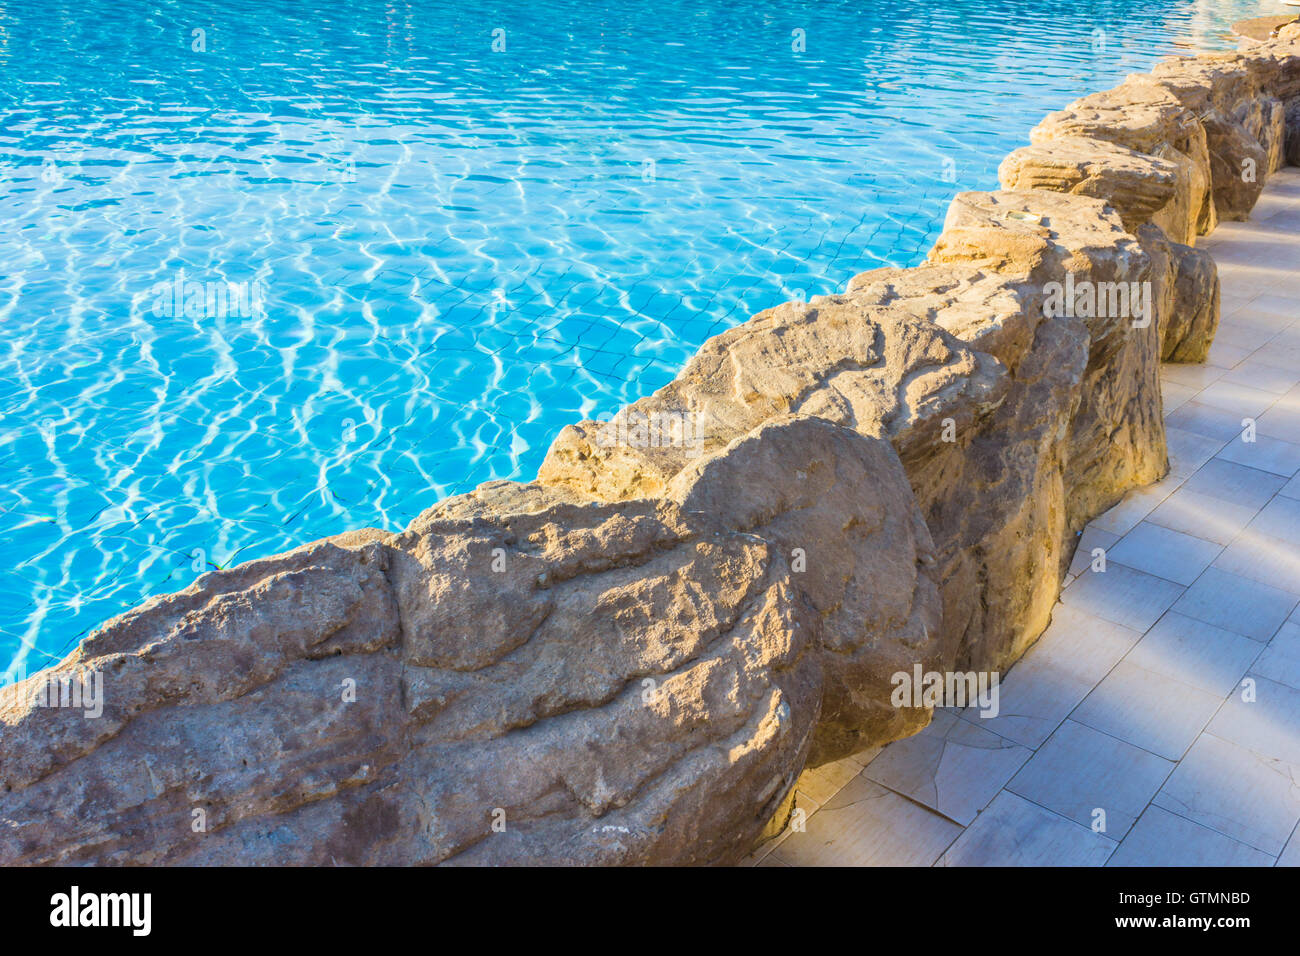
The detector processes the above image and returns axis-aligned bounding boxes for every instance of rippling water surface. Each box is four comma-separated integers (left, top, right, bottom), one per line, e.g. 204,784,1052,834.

0,0,1260,672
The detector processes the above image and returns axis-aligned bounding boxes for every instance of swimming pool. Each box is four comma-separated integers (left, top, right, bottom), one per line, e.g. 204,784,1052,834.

0,0,1259,675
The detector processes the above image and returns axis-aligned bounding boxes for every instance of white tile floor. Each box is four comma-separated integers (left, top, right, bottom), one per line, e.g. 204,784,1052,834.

747,167,1300,868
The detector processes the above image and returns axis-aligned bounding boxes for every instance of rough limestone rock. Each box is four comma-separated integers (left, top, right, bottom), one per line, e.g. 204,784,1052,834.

1249,99,1288,175
996,141,1222,365
663,418,943,766
0,536,407,865
1288,99,1300,166
998,136,1181,238
1248,31,1300,165
543,190,1167,678
540,296,1013,672
539,297,1008,506
846,257,1087,671
923,189,1167,661
1237,36,1300,169
1193,109,1268,219
845,260,1039,368
0,416,940,865
1136,223,1221,363
1133,62,1273,220
1031,79,1216,238
1241,29,1300,100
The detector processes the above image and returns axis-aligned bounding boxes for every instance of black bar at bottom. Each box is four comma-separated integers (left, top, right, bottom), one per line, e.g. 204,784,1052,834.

0,865,1286,942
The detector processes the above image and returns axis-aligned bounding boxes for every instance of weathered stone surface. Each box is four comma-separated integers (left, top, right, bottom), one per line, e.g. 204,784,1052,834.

1149,55,1259,114
848,264,1086,669
998,136,1181,238
1240,29,1300,101
1201,109,1269,217
932,192,1165,531
539,297,1008,504
0,417,940,865
923,189,1167,661
1261,99,1288,174
541,296,1008,676
664,417,943,766
1146,49,1300,201
1232,16,1298,46
1137,223,1221,364
1031,78,1216,237
0,537,407,864
845,261,1037,368
547,188,1166,680
1288,98,1300,166
1131,65,1271,220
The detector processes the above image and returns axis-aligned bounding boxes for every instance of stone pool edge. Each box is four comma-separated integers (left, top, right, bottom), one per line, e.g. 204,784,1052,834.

1,25,1298,866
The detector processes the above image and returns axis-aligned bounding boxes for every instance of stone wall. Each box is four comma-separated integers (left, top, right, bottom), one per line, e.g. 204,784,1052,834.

3,26,1299,866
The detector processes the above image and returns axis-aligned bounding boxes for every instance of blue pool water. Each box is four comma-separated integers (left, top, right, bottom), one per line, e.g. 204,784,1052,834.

0,0,1257,674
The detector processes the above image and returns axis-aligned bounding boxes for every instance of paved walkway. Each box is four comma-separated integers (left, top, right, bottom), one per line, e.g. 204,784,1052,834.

748,167,1300,867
